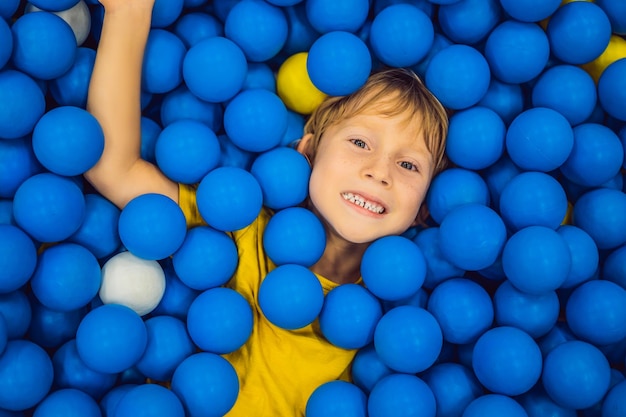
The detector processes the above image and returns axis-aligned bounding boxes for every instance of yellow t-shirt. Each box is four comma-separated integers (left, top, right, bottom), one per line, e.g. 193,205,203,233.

178,184,358,417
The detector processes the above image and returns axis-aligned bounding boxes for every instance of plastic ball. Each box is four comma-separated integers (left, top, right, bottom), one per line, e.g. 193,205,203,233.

258,264,324,330
28,0,78,11
573,188,626,250
502,226,571,294
100,384,137,417
224,0,288,62
0,136,41,198
472,326,542,396
12,173,86,243
557,225,599,289
518,385,577,417
159,86,222,131
151,0,184,28
172,226,237,290
505,107,574,172
306,380,368,417
462,394,528,417
367,373,436,417
531,65,597,126
0,69,46,140
171,352,239,417
141,116,161,163
425,44,490,110
142,29,185,94
319,284,383,349
0,0,19,20
598,58,626,121
484,20,549,84
0,17,12,70
411,32,454,79
566,280,626,346
305,0,368,33
426,168,491,225
217,134,256,170
10,11,77,80
151,263,200,320
499,0,560,22
114,384,185,417
307,31,372,96
0,290,32,339
374,305,442,373
547,1,612,65
182,36,247,103
0,316,6,356
27,301,85,349
438,0,501,45
361,236,426,301
427,278,494,344
369,4,434,67
438,203,507,271
243,62,276,92
223,88,288,153
32,388,100,417
602,379,626,417
0,340,54,411
262,207,325,267
196,166,263,232
99,250,166,316
542,340,611,410
75,303,148,374
276,52,326,115
478,78,524,126
0,224,37,293
26,0,91,46
445,106,505,171
68,193,121,259
31,106,104,176
422,363,482,417
118,193,187,260
280,3,319,56
494,280,559,339
499,171,568,232
351,344,393,394
604,244,626,289
49,47,96,108
174,12,223,48
412,227,464,290
582,35,626,83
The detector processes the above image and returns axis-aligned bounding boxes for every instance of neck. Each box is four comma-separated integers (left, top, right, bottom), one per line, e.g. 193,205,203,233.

310,232,369,285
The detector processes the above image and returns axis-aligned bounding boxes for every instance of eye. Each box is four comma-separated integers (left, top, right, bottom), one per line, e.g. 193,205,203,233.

350,138,368,149
399,161,418,171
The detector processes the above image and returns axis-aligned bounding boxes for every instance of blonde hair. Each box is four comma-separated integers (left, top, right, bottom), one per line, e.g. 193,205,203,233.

303,67,449,175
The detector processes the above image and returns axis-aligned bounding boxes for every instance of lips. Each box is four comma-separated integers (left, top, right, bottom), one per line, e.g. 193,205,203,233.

342,192,386,214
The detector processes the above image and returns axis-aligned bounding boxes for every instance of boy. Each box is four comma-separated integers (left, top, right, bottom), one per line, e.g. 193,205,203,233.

85,1,449,416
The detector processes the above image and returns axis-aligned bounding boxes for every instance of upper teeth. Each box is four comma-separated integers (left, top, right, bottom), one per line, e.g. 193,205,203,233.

342,193,385,214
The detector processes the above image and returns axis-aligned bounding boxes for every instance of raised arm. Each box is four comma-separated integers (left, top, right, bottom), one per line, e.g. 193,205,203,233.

84,0,178,209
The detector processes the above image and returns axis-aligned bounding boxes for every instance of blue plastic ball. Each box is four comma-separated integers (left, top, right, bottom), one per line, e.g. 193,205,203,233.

598,58,626,122
243,63,276,92
223,88,288,153
542,340,611,409
350,344,393,394
28,301,85,349
28,0,78,11
115,382,185,417
421,362,483,417
172,226,238,290
218,134,256,169
68,193,121,260
427,278,494,344
13,173,85,243
566,280,626,346
361,236,427,301
505,107,574,172
604,244,626,289
225,0,288,62
425,44,491,110
532,65,597,126
171,352,239,417
118,193,187,260
438,203,507,271
142,29,186,94
411,32,453,79
262,207,325,267
412,227,464,290
250,147,311,210
463,394,528,417
426,168,491,225
602,379,626,417
151,0,184,28
0,340,53,411
374,305,442,373
33,388,100,417
160,86,223,131
472,326,542,396
305,0,368,33
478,79,524,125
49,47,96,108
0,136,41,199
0,224,37,293
306,381,367,417
369,4,434,67
100,384,137,417
258,264,324,330
573,188,626,250
518,385,577,417
494,280,559,339
151,263,200,320
499,171,568,232
196,166,263,232
445,106,505,171
307,31,372,96
174,12,223,48
502,226,571,294
499,0,560,22
0,18,12,70
557,225,599,289
32,106,104,176
547,1,612,65
0,290,32,339
75,304,148,374
141,117,161,163
368,373,436,417
484,20,550,84
10,11,77,80
438,0,501,45
155,119,220,184
0,69,46,140
319,284,383,349
182,36,247,103
280,2,318,56
0,0,19,19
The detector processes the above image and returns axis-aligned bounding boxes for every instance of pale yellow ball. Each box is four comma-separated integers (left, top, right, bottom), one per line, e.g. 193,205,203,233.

276,52,327,115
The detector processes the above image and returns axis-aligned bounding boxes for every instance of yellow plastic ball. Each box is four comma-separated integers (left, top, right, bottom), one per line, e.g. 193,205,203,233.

276,52,327,115
581,35,626,82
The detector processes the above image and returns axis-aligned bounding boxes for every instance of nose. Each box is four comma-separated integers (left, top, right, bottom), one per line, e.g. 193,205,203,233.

364,155,392,186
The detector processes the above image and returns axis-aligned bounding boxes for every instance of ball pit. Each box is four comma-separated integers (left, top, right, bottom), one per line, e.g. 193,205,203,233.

1,0,626,416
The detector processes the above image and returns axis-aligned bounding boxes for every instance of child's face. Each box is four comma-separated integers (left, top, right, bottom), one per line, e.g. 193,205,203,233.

305,109,434,244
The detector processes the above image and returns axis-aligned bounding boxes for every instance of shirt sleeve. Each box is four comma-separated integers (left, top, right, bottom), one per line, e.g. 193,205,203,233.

178,183,207,229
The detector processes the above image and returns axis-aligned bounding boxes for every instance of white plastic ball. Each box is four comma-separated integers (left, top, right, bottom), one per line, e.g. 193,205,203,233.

25,0,91,46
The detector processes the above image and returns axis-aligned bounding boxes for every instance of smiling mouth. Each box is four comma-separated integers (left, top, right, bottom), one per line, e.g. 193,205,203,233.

342,192,386,214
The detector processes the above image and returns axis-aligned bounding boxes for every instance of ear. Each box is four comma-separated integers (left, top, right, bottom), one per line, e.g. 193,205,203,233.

296,133,314,162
